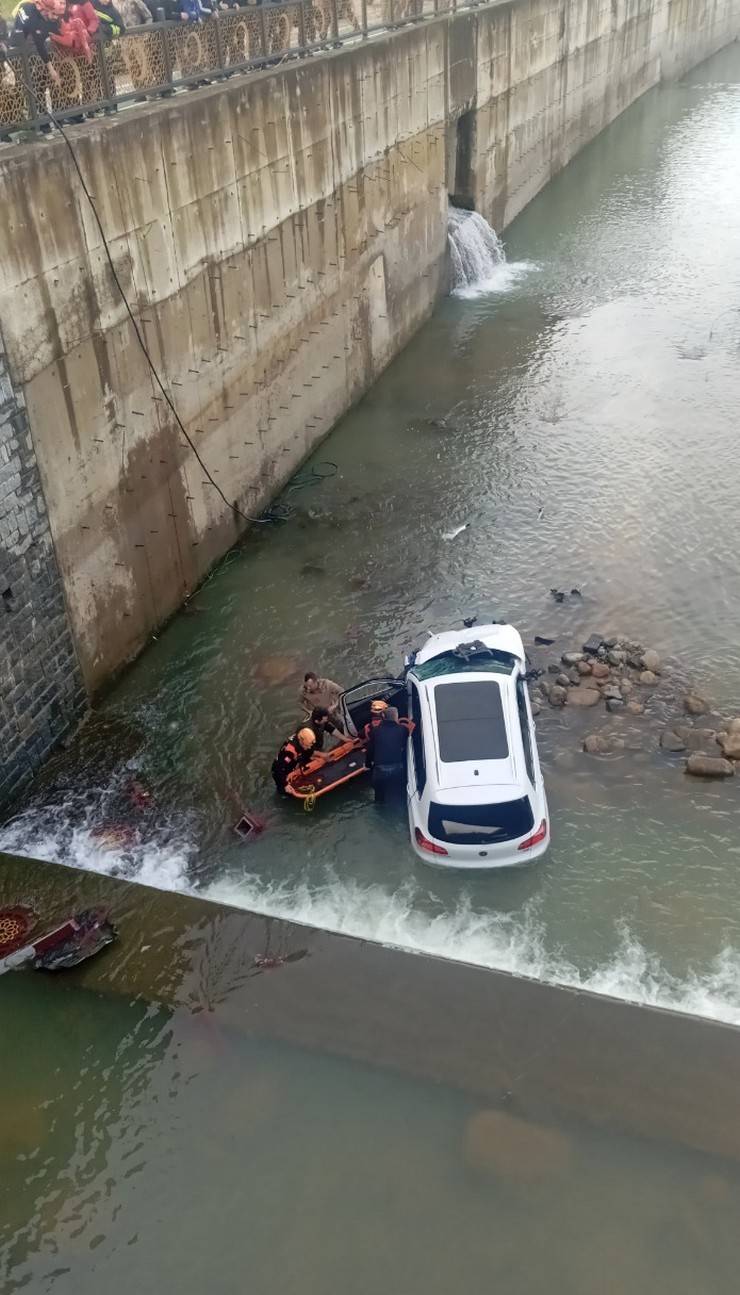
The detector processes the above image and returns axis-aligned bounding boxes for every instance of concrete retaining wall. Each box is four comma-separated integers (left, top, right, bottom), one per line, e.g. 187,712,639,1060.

0,0,738,800
0,345,85,804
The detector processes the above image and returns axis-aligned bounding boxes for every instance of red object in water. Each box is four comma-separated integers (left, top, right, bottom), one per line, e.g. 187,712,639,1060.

128,780,153,809
0,906,38,955
33,919,80,956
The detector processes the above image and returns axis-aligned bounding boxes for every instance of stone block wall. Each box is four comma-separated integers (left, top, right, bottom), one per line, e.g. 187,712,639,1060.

0,343,85,807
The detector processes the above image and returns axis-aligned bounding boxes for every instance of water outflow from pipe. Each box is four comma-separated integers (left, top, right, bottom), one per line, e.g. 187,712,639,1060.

447,204,506,290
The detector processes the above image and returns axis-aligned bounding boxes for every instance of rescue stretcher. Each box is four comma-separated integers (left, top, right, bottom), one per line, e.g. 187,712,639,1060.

285,737,368,801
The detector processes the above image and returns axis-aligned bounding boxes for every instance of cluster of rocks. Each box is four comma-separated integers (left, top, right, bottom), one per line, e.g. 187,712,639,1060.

531,633,660,718
660,717,740,779
531,632,740,782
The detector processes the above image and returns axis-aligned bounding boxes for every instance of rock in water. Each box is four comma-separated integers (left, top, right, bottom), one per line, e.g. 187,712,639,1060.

684,695,708,716
582,634,605,655
561,652,584,667
577,660,592,676
253,655,300,686
676,727,718,752
685,755,734,779
463,1110,571,1182
642,649,661,673
625,701,645,716
591,662,610,680
719,731,740,760
548,685,567,707
606,697,625,713
583,734,611,754
661,729,686,752
639,670,658,686
568,687,601,707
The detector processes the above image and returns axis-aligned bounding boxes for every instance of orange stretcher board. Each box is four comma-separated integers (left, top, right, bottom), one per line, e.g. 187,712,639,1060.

285,738,368,800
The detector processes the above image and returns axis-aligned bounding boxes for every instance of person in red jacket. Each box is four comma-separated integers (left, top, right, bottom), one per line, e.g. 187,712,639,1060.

50,1,98,60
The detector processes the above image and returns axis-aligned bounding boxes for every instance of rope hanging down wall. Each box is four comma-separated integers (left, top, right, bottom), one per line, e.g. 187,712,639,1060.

29,88,269,528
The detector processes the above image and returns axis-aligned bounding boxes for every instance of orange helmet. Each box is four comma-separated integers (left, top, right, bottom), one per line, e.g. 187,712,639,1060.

370,699,388,715
296,728,316,751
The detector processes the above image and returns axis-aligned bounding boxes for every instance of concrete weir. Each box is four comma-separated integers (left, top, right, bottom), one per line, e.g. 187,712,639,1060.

4,848,740,1165
0,0,739,796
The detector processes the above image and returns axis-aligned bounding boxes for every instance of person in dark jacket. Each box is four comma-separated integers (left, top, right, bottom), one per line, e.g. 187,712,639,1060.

271,727,316,795
177,0,211,20
91,0,125,37
366,707,408,804
10,0,65,79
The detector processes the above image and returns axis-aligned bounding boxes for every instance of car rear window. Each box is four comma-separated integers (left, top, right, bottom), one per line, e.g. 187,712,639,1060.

434,681,508,762
429,797,534,845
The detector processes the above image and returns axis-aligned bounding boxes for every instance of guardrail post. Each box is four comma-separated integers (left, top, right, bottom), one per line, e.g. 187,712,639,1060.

388,0,395,26
361,0,368,36
297,0,307,55
17,47,40,133
212,12,226,75
260,3,269,60
160,21,174,88
330,0,340,43
97,34,115,104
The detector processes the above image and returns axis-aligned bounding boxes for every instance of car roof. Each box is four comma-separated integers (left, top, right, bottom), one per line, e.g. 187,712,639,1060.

414,623,525,667
416,673,527,795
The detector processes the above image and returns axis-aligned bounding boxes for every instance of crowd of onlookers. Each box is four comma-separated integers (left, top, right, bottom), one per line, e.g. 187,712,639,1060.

0,0,259,90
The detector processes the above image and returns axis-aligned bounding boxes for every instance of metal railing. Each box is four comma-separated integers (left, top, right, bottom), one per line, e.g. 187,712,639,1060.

0,0,473,133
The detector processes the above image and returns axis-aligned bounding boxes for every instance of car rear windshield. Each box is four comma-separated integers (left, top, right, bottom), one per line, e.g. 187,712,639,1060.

428,797,534,845
434,681,508,762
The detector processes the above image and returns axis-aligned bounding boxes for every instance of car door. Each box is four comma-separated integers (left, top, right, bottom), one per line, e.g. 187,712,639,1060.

407,678,427,803
339,677,407,738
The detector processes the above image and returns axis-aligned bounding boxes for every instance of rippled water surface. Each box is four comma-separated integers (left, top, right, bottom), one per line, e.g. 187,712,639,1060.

5,46,740,1017
2,971,740,1295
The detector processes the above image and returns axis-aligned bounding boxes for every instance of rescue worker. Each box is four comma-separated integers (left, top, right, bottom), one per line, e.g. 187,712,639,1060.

365,706,408,804
307,706,344,752
363,698,412,742
299,670,343,718
271,727,316,795
362,697,388,742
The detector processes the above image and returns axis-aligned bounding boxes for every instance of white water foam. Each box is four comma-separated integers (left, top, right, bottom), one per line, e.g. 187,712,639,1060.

4,809,740,1026
206,872,740,1027
0,813,194,894
447,204,536,298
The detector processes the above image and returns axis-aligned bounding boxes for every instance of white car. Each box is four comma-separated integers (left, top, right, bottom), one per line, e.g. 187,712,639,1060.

404,624,550,869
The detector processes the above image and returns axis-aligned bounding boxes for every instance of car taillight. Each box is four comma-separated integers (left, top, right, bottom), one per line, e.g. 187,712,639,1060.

415,828,448,856
517,819,548,851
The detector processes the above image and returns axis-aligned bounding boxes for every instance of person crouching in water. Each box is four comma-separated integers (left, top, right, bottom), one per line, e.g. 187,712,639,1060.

271,727,316,795
365,707,408,804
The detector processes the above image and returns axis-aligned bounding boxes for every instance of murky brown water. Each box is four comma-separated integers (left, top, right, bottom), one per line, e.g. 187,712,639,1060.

4,46,740,1018
2,964,740,1295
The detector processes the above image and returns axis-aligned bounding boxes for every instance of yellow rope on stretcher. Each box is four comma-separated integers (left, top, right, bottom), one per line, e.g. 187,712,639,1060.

302,785,317,813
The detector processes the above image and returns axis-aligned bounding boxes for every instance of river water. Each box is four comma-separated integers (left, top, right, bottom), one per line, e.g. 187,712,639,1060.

4,967,740,1295
5,44,740,1018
